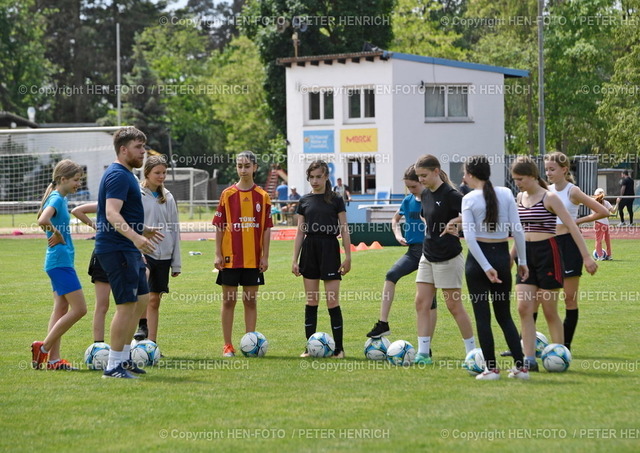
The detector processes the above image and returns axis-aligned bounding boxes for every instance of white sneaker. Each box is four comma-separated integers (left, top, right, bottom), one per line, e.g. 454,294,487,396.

508,367,530,380
476,368,500,380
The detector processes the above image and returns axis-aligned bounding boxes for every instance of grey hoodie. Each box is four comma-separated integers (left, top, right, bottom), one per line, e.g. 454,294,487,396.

141,185,182,273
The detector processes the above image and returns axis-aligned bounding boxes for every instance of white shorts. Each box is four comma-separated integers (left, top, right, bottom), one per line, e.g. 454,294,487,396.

416,253,464,289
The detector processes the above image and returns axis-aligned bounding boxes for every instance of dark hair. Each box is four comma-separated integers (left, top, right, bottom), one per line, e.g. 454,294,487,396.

511,156,548,189
465,156,498,231
113,126,146,154
623,170,629,176
236,150,258,178
142,155,168,204
544,151,575,184
403,164,419,182
415,154,454,188
306,160,334,203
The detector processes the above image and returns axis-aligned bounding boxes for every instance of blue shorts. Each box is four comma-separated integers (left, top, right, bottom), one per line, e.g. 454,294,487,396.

97,251,149,304
47,267,82,296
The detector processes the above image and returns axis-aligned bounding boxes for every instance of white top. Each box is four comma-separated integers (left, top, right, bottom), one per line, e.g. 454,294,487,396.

462,186,527,272
141,186,182,272
593,200,612,226
550,182,579,225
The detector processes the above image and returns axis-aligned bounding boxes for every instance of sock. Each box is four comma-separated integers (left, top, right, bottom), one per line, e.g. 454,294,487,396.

563,308,579,350
418,336,431,355
139,318,148,328
123,344,131,360
328,306,344,353
48,358,60,365
533,312,538,323
304,305,318,341
107,350,121,371
463,337,476,354
94,340,104,343
525,355,537,364
40,345,48,354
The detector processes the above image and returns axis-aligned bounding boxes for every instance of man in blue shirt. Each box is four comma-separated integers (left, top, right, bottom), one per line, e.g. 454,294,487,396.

96,126,163,378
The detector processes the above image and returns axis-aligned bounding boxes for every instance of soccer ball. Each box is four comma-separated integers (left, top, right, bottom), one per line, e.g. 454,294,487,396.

306,332,335,358
364,337,391,361
521,331,549,358
386,340,416,366
130,340,161,367
84,342,110,370
463,348,485,375
593,250,608,260
240,331,269,357
541,343,572,372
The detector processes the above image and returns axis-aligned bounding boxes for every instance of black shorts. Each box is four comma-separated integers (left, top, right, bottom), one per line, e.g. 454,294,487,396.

555,233,582,278
299,235,341,280
216,268,265,287
88,250,109,284
516,238,564,290
386,243,422,284
145,256,171,293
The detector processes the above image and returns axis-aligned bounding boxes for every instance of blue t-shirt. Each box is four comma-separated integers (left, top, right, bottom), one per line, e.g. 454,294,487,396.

95,163,145,254
276,184,289,201
398,194,425,245
42,191,74,271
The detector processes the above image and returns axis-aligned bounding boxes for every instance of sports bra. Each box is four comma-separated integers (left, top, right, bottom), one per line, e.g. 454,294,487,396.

518,193,557,234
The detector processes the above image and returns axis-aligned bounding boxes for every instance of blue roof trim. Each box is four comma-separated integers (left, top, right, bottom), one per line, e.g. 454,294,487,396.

390,52,529,78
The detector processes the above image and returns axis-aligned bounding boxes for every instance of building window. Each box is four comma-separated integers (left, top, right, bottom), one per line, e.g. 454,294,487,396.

347,156,376,194
308,90,334,121
347,88,375,120
425,85,469,120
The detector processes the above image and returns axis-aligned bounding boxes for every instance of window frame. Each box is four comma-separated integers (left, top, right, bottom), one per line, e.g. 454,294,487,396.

424,84,473,123
344,86,376,124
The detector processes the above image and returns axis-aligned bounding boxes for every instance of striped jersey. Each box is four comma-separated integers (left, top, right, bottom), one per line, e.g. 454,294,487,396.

518,193,557,234
213,184,273,269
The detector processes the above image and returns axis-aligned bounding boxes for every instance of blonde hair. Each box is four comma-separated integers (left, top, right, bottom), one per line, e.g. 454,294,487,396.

37,159,84,218
545,151,575,184
141,155,168,204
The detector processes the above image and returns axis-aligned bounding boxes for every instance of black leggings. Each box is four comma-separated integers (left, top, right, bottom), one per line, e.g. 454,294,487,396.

465,241,523,369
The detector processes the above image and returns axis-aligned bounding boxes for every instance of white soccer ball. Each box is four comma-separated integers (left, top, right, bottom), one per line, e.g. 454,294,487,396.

521,331,549,358
84,342,110,370
240,331,269,357
463,348,485,376
306,332,335,358
541,343,572,372
130,340,161,367
386,340,416,366
364,337,391,361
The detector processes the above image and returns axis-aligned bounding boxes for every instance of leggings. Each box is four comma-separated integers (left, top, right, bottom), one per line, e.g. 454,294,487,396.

465,241,523,369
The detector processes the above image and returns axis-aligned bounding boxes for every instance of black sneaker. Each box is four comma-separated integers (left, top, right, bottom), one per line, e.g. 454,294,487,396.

524,359,539,372
133,325,148,341
500,350,513,357
366,321,391,338
122,359,147,374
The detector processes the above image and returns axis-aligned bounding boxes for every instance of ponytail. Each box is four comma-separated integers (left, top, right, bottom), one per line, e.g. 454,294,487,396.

324,180,333,204
37,183,55,219
482,179,498,231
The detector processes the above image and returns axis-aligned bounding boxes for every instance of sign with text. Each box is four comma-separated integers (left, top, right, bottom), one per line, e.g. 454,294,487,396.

340,128,378,153
303,130,334,153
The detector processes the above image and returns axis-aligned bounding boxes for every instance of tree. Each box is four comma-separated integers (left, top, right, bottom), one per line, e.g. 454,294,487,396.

242,0,395,135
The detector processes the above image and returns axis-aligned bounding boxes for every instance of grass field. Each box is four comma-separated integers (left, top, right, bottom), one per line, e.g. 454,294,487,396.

1,237,639,452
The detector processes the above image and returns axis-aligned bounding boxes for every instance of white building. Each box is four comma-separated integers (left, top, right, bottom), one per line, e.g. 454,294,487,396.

279,51,528,212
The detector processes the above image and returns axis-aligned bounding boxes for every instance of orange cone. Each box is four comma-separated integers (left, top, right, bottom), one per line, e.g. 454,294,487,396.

356,242,368,251
369,241,383,250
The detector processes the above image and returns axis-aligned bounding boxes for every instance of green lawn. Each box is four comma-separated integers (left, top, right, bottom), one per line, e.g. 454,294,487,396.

1,238,639,452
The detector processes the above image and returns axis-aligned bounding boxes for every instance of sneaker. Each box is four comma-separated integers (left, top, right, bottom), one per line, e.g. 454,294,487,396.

366,320,391,338
300,349,310,358
524,359,539,372
133,325,148,341
223,344,236,357
500,350,513,357
508,367,531,380
122,359,147,374
31,341,48,369
333,350,345,358
46,359,78,371
102,363,138,379
604,255,613,261
413,353,433,365
476,368,500,380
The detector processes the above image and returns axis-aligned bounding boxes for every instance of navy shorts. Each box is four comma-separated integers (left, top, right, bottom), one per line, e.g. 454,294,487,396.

299,235,341,280
555,233,583,278
145,256,171,293
516,238,564,290
47,267,82,296
216,268,264,287
97,251,149,304
88,250,109,284
386,243,422,283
